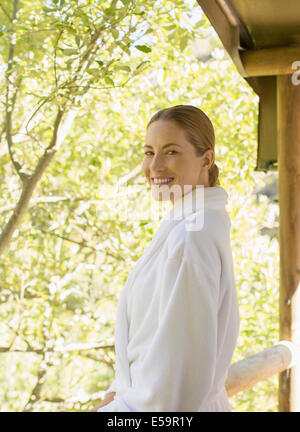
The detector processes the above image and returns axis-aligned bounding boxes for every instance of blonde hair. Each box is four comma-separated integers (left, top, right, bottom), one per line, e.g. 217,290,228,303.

146,105,220,187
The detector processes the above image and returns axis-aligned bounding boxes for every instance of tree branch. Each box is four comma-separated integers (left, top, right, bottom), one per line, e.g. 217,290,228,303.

0,342,114,354
37,227,126,261
0,108,65,257
5,0,28,182
61,0,133,97
53,29,64,87
0,2,12,22
22,361,47,412
0,196,85,214
24,97,52,136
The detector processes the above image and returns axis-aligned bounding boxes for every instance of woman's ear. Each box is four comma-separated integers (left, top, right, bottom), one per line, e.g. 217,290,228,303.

202,149,214,170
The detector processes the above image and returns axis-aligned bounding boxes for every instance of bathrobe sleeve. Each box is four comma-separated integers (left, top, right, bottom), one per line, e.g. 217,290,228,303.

98,227,221,412
103,379,117,396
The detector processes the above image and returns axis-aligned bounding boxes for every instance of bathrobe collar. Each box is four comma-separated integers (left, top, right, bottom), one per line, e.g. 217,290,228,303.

163,185,228,222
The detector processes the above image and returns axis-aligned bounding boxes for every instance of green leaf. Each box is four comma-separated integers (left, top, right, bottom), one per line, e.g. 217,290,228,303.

122,36,132,46
43,7,55,13
143,27,154,36
133,10,145,15
86,68,100,76
0,153,10,165
64,25,77,35
163,24,176,31
136,60,150,70
134,45,152,53
61,48,78,56
106,58,120,67
114,65,131,72
104,76,114,86
117,42,130,55
95,60,104,67
180,35,189,52
104,6,117,16
75,35,81,47
111,29,119,40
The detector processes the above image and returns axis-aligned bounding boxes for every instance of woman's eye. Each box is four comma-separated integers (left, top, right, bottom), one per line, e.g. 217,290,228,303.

144,150,178,156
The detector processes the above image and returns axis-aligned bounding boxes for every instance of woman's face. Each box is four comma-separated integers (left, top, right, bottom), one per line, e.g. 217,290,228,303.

142,120,214,204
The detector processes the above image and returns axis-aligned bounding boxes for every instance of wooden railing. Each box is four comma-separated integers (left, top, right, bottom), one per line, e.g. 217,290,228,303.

225,341,296,397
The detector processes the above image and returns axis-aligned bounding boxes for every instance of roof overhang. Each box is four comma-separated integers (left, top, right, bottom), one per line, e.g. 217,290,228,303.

197,0,300,172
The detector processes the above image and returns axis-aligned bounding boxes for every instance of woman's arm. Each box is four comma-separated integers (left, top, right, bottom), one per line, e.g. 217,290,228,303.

89,392,116,412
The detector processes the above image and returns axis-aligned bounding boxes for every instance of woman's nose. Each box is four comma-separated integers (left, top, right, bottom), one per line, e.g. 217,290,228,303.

150,154,166,171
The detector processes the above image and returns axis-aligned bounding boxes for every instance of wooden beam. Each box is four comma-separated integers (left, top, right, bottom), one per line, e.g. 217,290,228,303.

240,47,300,77
277,74,300,412
225,341,296,397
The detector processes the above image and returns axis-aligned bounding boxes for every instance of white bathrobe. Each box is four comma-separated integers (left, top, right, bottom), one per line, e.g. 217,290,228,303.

97,186,240,412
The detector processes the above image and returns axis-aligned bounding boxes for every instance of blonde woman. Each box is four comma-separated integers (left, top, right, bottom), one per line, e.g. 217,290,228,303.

92,105,240,412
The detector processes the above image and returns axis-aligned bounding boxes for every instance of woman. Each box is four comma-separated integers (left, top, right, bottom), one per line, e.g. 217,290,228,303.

93,105,240,412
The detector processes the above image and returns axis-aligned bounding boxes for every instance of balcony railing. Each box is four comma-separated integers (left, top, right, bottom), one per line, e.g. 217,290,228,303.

225,341,296,397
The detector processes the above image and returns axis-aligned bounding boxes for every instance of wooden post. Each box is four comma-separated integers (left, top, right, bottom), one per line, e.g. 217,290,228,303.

277,74,300,412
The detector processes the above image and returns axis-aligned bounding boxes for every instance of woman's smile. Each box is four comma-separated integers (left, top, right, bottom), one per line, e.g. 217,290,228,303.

151,177,174,186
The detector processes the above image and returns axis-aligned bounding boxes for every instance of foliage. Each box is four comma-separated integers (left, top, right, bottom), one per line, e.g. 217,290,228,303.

0,0,279,411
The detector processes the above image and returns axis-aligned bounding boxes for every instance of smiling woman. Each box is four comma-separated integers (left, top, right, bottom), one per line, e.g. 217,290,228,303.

94,105,240,412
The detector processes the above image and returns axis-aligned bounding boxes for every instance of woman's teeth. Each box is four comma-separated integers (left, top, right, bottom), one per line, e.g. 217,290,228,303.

152,178,174,185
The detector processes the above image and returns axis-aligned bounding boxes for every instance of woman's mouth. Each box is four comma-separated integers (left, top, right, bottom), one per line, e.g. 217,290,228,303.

151,177,174,186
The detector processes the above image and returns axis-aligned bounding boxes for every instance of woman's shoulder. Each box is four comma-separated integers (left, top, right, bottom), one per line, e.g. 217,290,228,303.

186,208,230,241
165,213,213,254
185,209,230,259
165,208,230,260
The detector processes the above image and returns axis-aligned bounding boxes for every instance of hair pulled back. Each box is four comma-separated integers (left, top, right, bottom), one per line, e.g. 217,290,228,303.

146,105,220,187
